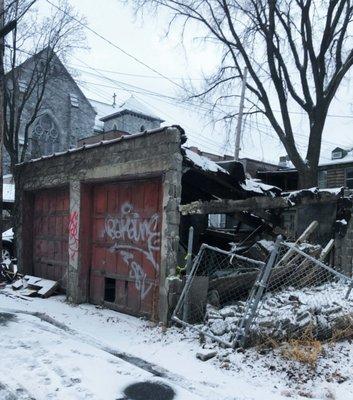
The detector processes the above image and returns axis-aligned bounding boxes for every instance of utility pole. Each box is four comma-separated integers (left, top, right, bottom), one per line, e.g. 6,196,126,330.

234,67,247,161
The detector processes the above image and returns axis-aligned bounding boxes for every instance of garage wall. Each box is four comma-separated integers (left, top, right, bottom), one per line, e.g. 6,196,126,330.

16,127,184,323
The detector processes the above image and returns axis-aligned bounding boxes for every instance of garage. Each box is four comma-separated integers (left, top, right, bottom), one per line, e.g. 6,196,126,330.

32,188,69,288
89,178,162,319
18,126,183,322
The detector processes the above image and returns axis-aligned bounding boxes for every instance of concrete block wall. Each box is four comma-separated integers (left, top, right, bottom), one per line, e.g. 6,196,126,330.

16,127,184,323
335,215,353,276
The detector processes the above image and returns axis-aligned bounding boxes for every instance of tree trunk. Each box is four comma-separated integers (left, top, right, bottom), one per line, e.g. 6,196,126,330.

298,166,318,189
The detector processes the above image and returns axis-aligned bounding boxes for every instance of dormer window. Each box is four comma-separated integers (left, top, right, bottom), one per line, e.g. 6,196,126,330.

332,150,343,159
331,147,347,160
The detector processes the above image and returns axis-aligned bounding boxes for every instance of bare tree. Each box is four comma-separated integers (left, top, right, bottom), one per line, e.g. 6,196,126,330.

3,0,86,174
135,0,353,188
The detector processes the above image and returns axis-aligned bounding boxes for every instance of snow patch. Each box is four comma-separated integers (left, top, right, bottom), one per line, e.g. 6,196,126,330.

183,148,229,174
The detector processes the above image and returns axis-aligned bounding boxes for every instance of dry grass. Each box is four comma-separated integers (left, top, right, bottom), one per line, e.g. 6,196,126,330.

281,338,322,367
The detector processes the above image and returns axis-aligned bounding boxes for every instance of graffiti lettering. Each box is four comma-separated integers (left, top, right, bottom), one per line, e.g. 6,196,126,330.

105,202,160,272
69,211,79,261
105,202,160,299
121,251,153,299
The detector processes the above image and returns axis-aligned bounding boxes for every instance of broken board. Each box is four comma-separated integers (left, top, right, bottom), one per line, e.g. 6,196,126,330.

12,275,58,298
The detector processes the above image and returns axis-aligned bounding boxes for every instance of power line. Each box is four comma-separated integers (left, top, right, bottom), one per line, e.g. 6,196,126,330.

70,62,203,81
45,0,185,92
18,0,342,161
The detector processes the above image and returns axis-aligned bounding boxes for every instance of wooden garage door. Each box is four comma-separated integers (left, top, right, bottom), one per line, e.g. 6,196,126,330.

33,188,69,288
89,178,162,319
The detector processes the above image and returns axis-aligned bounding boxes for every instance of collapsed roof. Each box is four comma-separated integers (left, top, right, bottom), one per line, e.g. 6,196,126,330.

182,147,280,204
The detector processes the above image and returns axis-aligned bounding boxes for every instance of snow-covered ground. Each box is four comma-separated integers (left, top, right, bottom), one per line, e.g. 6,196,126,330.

1,287,353,400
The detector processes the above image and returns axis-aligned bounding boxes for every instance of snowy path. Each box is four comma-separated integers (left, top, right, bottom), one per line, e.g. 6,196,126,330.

0,309,204,400
1,289,353,399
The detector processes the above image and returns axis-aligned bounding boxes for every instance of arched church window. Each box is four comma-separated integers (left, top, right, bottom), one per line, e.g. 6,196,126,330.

32,113,60,143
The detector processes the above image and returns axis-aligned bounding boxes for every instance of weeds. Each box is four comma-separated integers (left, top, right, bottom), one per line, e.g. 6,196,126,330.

281,338,322,367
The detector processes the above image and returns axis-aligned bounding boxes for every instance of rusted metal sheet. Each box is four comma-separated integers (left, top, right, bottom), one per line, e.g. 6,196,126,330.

89,178,162,319
33,188,69,288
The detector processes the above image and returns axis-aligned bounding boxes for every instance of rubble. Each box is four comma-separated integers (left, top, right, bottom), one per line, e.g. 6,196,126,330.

173,218,353,348
203,282,353,345
196,350,218,361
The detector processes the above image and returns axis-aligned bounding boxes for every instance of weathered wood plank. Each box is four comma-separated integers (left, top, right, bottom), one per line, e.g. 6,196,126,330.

180,197,288,216
180,193,342,216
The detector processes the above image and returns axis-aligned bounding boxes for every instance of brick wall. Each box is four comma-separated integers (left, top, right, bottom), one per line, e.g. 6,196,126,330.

335,205,353,276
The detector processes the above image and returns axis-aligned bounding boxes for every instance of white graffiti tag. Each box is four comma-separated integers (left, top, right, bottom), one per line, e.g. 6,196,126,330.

104,202,160,298
120,251,154,299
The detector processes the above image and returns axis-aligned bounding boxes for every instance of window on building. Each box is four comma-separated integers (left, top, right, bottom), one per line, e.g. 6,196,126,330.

332,150,343,159
318,170,327,188
69,94,79,108
208,214,226,229
32,114,59,143
31,113,60,157
346,168,353,189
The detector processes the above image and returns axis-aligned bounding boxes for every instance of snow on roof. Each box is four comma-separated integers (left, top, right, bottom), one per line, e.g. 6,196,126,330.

89,98,116,131
241,178,280,196
117,96,163,121
89,96,163,132
285,186,344,205
3,183,14,203
183,148,229,174
319,148,353,167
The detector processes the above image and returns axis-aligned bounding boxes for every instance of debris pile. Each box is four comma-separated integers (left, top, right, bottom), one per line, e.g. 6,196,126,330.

11,275,58,298
1,264,59,299
173,219,353,348
203,282,353,346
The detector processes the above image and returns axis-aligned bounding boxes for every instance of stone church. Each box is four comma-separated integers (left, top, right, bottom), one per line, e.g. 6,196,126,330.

4,49,163,174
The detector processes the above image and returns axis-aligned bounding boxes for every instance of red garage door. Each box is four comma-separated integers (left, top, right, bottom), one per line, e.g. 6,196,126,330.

89,178,162,319
33,188,69,288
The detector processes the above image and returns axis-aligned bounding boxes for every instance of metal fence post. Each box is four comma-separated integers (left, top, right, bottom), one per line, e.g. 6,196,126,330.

172,242,205,322
182,227,194,322
233,235,282,348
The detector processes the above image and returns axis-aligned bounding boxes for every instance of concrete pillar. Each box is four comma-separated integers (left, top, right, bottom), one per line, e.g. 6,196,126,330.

159,152,183,324
67,180,81,302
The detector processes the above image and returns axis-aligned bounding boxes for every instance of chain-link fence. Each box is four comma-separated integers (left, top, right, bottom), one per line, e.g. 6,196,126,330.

172,237,353,348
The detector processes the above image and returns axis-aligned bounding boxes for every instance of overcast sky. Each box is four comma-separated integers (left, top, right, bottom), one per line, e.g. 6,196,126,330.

41,0,353,164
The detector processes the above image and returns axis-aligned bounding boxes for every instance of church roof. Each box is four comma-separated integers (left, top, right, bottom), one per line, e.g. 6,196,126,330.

89,96,164,131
